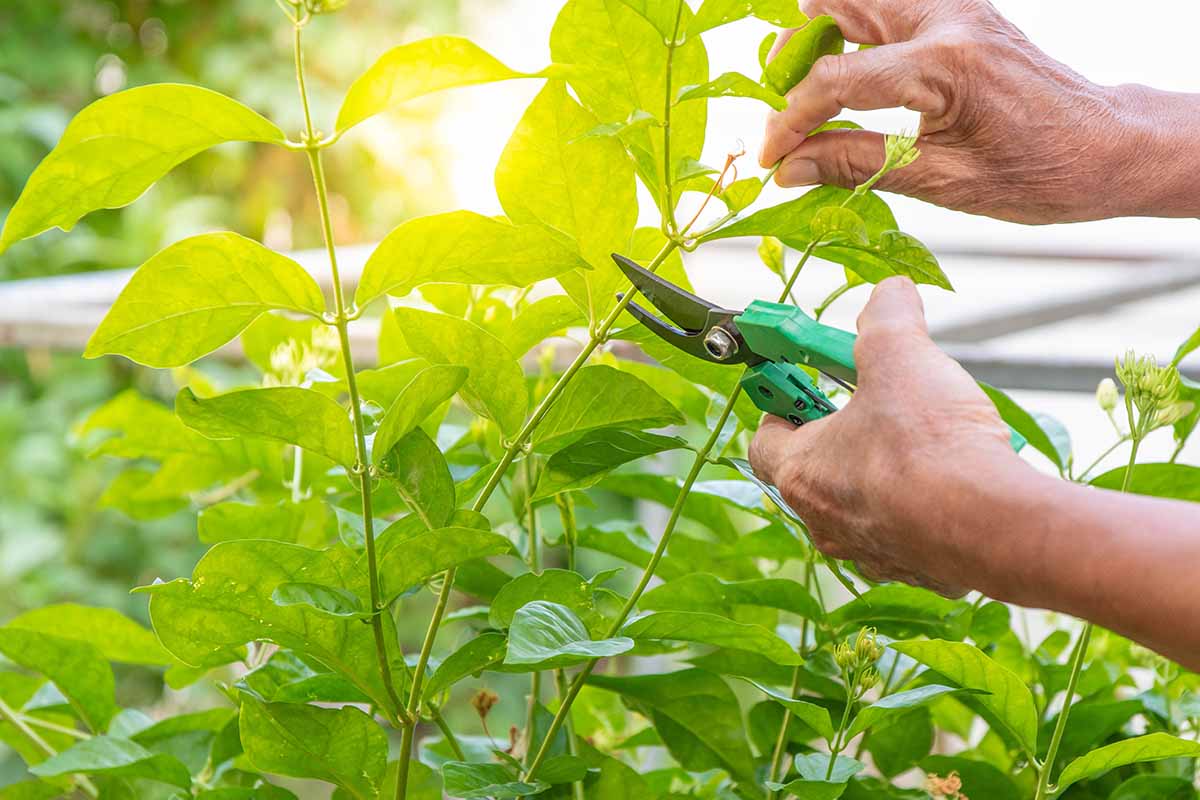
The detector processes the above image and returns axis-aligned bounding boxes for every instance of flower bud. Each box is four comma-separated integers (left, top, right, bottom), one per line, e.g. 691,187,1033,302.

1095,378,1119,412
884,132,921,172
1156,401,1195,428
834,642,855,671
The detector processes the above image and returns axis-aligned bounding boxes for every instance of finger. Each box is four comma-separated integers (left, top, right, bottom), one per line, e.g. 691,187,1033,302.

747,415,801,485
856,276,928,336
802,0,908,45
760,43,944,167
776,128,952,196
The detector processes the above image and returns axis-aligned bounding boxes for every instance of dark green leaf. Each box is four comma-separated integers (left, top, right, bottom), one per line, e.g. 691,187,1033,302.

979,383,1067,471
847,685,973,739
741,680,836,741
767,754,865,799
533,429,688,499
376,525,515,603
489,570,601,633
1056,734,1200,795
640,573,822,620
423,633,508,701
919,756,1020,800
621,610,803,664
441,762,548,799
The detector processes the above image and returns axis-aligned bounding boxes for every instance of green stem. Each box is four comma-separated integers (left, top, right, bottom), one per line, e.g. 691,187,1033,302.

555,668,586,800
767,559,817,799
292,19,407,730
814,282,853,322
429,704,466,761
826,674,858,780
556,494,578,572
523,459,542,768
1075,437,1130,484
659,0,685,235
0,697,97,798
1035,624,1093,800
1121,437,1141,493
525,244,823,785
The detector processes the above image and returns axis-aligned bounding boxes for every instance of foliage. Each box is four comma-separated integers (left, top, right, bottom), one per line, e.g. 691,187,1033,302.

1,2,1199,800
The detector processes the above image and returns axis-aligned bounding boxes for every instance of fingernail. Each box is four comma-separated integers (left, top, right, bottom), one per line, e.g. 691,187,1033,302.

779,158,820,186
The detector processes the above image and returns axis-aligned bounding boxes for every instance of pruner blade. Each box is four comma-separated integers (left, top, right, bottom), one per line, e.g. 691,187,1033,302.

612,253,763,366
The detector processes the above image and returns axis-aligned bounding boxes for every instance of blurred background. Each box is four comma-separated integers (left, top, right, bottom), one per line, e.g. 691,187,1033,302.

0,0,1198,786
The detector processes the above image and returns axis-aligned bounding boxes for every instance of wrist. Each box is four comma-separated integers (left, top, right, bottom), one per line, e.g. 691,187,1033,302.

1102,83,1200,219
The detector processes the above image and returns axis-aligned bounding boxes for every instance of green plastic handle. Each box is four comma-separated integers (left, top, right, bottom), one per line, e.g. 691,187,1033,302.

734,300,1027,452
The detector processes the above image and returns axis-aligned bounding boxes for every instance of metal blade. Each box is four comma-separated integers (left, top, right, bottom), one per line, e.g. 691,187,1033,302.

612,253,761,365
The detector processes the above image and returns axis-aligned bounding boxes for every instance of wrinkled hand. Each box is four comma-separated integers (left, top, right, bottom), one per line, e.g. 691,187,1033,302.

748,277,1021,597
761,0,1150,224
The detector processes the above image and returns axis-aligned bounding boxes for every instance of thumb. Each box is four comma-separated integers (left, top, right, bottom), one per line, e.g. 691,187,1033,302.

856,276,928,335
776,128,949,199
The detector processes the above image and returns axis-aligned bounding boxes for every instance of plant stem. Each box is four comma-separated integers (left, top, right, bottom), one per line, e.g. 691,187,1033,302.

659,0,685,235
556,494,578,572
523,458,542,767
429,705,466,761
291,12,407,734
525,243,822,785
766,665,804,796
814,281,853,322
1034,623,1093,800
0,697,98,798
1075,437,1130,483
555,668,586,800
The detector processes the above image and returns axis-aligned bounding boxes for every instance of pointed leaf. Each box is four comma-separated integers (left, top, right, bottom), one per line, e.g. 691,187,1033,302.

846,684,975,739
376,429,456,529
621,610,803,664
690,0,808,35
891,639,1037,752
0,629,115,732
767,754,864,799
6,604,170,666
533,429,688,499
441,762,549,799
393,308,528,435
677,72,786,110
176,386,356,467
272,583,370,620
1090,463,1200,501
372,365,467,462
240,699,387,800
1055,734,1200,795
1,84,284,251
980,383,1067,471
30,736,191,789
423,633,508,701
489,569,603,633
531,365,683,452
504,601,634,669
198,499,329,548
741,680,835,742
640,573,822,620
354,211,587,308
503,296,586,357
376,526,516,604
85,233,326,367
337,36,553,134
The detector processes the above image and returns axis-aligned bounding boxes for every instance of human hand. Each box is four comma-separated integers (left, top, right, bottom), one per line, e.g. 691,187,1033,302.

761,0,1164,224
748,277,1024,596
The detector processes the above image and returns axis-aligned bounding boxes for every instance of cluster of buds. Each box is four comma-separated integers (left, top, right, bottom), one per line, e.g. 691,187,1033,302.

264,327,340,387
835,627,883,696
883,132,921,174
1113,350,1193,433
924,771,968,799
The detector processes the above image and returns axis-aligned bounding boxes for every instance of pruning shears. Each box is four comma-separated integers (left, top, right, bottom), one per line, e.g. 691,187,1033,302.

613,254,1026,452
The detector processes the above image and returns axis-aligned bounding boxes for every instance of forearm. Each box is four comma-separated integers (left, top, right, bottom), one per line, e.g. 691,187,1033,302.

1107,83,1200,219
954,463,1200,667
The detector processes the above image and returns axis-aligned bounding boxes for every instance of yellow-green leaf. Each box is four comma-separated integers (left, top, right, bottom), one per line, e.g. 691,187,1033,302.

690,0,808,35
1056,734,1200,795
762,15,844,96
336,36,552,134
621,610,803,665
0,84,284,252
372,365,468,462
5,604,171,666
85,233,326,368
677,72,787,110
354,211,587,308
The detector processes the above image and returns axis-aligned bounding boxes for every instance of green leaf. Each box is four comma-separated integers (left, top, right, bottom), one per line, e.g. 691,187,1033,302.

372,365,466,462
271,583,369,620
353,211,587,308
828,584,969,640
640,573,822,620
198,499,329,548
1172,326,1200,366
536,754,590,784
0,84,284,252
139,540,404,712
550,0,708,210
533,429,688,499
0,629,115,732
846,685,972,739
336,36,553,133
587,668,756,781
5,604,170,666
616,0,682,40
891,639,1038,753
376,526,516,604
676,72,786,110
622,610,803,664
829,230,952,290
85,233,326,367
441,762,549,799
376,429,456,529
240,699,387,800
176,386,356,467
719,177,765,213
531,365,683,452
741,680,835,742
504,601,634,669
767,754,865,800
29,736,191,789
1055,734,1200,795
1108,775,1195,800
704,185,895,246
1090,463,1200,501
504,296,586,357
0,782,61,800
979,384,1067,471
489,570,602,633
496,81,637,275
238,650,369,706
690,0,808,35
811,206,869,246
763,15,844,96
423,633,507,700
393,307,528,436
578,109,659,141
919,756,1020,800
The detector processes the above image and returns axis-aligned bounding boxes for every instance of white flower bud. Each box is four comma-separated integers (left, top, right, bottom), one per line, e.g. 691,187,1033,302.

1095,378,1119,412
